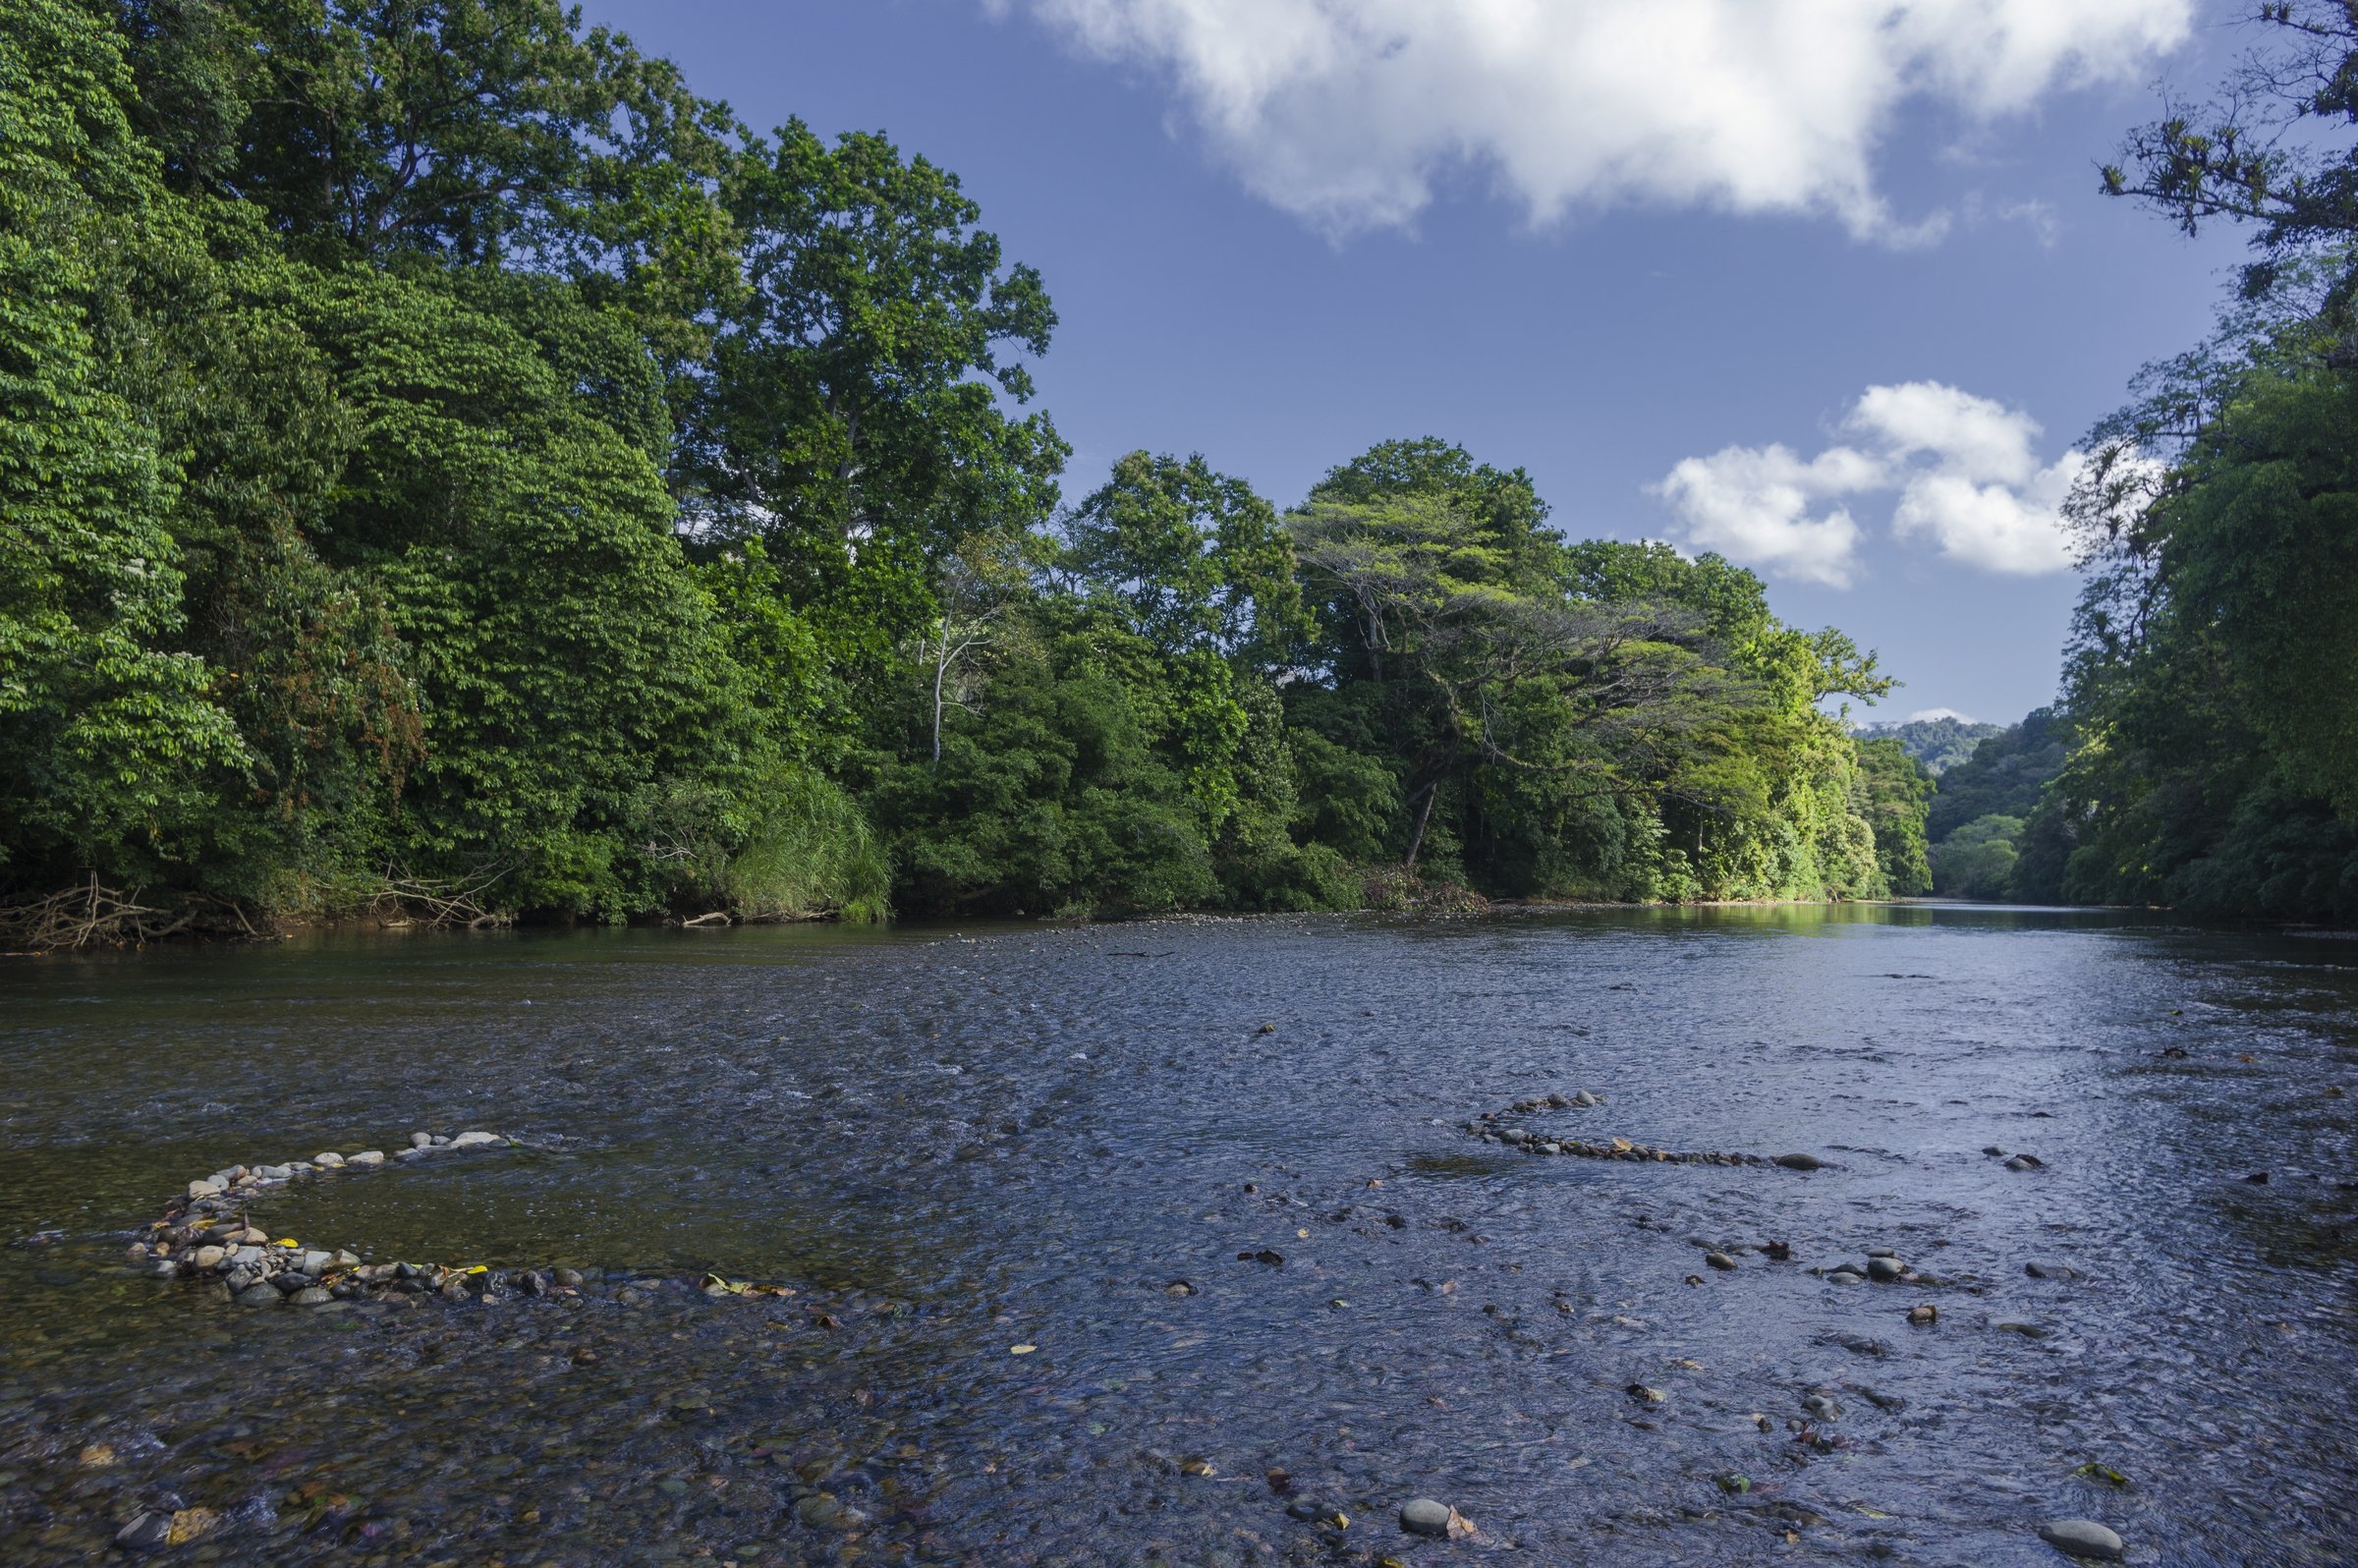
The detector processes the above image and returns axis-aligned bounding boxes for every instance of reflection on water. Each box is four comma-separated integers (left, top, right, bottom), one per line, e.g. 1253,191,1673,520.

2,906,2354,1565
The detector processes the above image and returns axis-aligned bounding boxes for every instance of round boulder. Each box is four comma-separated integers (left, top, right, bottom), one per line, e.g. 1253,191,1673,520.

2038,1519,2125,1561
1400,1498,1454,1539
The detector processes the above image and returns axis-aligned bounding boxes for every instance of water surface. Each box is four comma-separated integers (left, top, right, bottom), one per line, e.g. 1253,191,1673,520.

2,905,2353,1565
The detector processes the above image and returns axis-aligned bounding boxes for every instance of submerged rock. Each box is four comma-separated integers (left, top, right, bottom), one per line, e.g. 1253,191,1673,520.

1772,1153,1823,1171
1866,1256,1906,1282
1399,1498,1455,1539
2038,1518,2125,1560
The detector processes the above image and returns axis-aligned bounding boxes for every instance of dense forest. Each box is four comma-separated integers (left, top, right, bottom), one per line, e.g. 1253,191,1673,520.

1945,2,2358,923
1857,716,2002,778
0,0,1932,942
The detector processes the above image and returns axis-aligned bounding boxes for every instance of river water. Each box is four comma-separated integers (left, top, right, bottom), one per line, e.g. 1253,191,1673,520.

1,905,2352,1566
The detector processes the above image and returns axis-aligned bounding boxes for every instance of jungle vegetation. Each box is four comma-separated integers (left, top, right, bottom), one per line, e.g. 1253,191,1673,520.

1,0,1937,941
1959,1,2358,922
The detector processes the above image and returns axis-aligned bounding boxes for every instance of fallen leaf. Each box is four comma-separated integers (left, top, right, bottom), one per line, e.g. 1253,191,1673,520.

1009,1344,1037,1355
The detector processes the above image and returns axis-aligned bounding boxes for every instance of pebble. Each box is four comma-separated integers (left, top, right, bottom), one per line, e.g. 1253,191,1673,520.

1399,1498,1455,1539
1705,1253,1738,1271
1826,1269,1865,1286
290,1287,333,1306
450,1130,502,1148
187,1180,224,1200
114,1513,172,1551
2038,1518,2125,1560
1866,1256,1906,1282
1772,1152,1823,1171
553,1267,585,1289
314,1151,345,1167
234,1284,281,1308
1908,1305,1938,1326
191,1246,225,1270
409,1132,434,1148
347,1150,386,1166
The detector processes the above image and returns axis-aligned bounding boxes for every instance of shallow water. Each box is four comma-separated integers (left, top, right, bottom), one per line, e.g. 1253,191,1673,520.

2,905,2353,1566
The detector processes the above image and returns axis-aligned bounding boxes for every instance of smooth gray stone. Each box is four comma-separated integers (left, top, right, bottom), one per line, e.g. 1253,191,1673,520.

1772,1152,1823,1171
2038,1519,2125,1561
1399,1498,1454,1539
1867,1256,1906,1282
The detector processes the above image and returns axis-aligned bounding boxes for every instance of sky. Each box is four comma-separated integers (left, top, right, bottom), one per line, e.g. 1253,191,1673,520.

579,0,2253,726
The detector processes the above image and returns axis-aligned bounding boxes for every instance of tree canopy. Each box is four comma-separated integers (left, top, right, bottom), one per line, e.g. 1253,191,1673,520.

0,0,1929,942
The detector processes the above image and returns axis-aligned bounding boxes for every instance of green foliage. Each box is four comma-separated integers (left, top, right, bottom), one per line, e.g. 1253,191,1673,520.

0,0,1927,937
1925,709,2069,842
1932,815,2025,901
1858,715,2003,776
1855,739,1934,895
2025,11,2358,924
0,0,246,878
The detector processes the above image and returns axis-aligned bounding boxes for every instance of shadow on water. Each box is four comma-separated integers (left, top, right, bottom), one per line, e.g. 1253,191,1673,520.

1,906,2354,1565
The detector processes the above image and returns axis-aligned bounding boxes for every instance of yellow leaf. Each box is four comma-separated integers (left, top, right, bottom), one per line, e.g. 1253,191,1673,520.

1009,1344,1037,1355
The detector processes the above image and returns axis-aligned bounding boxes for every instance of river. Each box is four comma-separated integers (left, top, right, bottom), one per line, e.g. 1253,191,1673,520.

1,905,2352,1565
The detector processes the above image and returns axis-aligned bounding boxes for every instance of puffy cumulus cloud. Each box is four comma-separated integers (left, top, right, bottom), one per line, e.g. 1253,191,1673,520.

1655,382,2083,584
999,0,2191,238
1890,454,2083,575
1652,444,1881,588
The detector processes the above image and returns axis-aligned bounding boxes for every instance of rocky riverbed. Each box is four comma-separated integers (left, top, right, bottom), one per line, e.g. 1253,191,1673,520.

2,906,2353,1565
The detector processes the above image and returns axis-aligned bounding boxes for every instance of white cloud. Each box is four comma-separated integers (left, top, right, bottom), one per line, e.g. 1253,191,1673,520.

1654,381,2084,583
1847,381,2042,485
1891,454,2083,574
998,0,2191,239
1651,444,1881,588
1906,706,1978,722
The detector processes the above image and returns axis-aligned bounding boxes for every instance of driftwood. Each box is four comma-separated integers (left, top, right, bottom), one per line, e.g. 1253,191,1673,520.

368,867,514,929
0,876,260,952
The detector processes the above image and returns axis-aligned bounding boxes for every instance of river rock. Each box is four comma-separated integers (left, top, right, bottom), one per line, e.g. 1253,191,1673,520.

297,1250,333,1274
347,1150,386,1166
1866,1256,1906,1282
1399,1498,1455,1539
234,1284,281,1308
187,1180,224,1201
1826,1269,1866,1286
1706,1252,1738,1271
450,1130,502,1148
409,1132,434,1148
553,1267,585,1289
2026,1261,2080,1279
114,1512,172,1551
191,1245,226,1271
290,1287,333,1306
1772,1153,1823,1171
1802,1393,1842,1422
2038,1518,2125,1560
314,1151,345,1167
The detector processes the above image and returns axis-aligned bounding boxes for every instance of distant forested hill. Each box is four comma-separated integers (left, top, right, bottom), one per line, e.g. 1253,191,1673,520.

1856,716,2003,776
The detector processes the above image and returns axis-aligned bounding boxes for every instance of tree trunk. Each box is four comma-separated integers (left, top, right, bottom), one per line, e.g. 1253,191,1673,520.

930,614,949,769
1403,780,1439,870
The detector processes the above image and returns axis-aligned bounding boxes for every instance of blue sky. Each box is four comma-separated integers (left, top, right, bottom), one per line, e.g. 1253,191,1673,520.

581,0,2249,726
